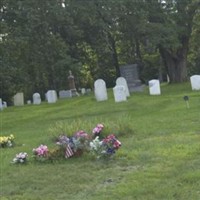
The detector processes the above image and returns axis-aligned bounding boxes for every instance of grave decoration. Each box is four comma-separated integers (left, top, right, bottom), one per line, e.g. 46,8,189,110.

11,124,122,164
0,134,14,148
12,152,28,164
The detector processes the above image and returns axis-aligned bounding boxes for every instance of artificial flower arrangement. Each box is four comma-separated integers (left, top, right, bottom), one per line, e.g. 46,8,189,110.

0,134,14,148
11,123,122,164
55,123,122,159
90,134,121,159
12,152,28,164
56,130,90,158
32,144,49,161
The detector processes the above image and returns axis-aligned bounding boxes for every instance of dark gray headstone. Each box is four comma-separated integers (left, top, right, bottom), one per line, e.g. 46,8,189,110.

119,64,144,92
59,90,72,98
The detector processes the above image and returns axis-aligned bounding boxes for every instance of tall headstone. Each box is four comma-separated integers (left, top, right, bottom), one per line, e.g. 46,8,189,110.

190,75,200,90
13,92,24,106
148,79,161,95
116,77,130,97
59,90,72,98
120,64,144,92
33,93,41,105
46,90,57,103
113,85,127,103
94,79,108,101
68,70,79,97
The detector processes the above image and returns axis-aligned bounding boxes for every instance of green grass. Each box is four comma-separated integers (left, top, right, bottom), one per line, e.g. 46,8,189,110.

1,82,200,200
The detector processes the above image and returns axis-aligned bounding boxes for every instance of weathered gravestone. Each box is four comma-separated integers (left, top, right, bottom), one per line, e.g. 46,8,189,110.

120,64,143,92
46,90,57,103
27,100,31,104
59,90,72,99
116,77,130,97
33,93,41,105
190,75,200,90
148,79,161,95
86,88,92,94
13,92,24,106
94,79,108,101
81,88,86,95
113,85,127,103
68,70,79,97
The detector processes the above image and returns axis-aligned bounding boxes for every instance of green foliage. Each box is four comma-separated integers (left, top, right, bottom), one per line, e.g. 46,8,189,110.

1,0,200,102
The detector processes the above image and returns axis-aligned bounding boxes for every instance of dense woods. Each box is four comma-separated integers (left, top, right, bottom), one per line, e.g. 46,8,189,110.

0,0,200,104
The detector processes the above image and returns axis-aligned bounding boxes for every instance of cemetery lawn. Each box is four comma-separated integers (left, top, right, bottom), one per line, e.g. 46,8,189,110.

1,82,200,200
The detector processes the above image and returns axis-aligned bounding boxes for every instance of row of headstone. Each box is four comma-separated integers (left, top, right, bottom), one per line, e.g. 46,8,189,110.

12,88,92,107
94,77,130,103
10,74,200,106
190,75,200,90
59,88,91,99
94,78,162,103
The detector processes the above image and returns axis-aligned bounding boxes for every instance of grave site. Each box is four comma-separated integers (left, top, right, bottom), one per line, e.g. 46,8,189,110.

1,82,200,200
1,1,200,199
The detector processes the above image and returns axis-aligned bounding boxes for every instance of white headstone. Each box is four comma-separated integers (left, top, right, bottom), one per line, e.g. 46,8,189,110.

27,100,31,104
149,79,161,95
0,98,3,110
3,101,7,108
94,79,108,101
33,93,41,104
59,90,72,98
116,77,130,97
81,88,86,95
13,92,24,106
46,90,57,103
190,75,200,90
113,85,127,103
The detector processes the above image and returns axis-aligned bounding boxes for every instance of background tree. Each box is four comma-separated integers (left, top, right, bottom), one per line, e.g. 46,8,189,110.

1,0,200,104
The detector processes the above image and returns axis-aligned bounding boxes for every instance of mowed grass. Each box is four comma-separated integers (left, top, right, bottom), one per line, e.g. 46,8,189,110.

0,82,200,200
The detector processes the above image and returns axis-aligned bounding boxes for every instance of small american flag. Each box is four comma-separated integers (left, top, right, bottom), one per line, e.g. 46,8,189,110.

65,144,74,158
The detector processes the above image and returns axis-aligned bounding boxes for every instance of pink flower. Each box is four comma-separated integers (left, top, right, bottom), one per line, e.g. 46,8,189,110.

33,144,48,157
92,124,104,134
74,130,88,138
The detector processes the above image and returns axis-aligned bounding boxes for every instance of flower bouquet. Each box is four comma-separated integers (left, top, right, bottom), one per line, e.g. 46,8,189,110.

55,130,90,158
0,134,14,148
32,144,49,161
92,124,104,138
90,134,121,159
12,152,28,164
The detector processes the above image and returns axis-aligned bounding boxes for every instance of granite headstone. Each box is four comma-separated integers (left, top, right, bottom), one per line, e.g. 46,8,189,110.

59,90,72,98
13,92,24,106
119,64,143,92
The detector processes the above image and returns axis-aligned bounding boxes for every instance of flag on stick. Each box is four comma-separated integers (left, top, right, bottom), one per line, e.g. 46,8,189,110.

65,144,74,158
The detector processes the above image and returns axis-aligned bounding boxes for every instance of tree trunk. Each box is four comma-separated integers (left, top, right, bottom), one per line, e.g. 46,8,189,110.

159,46,188,83
107,32,120,77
